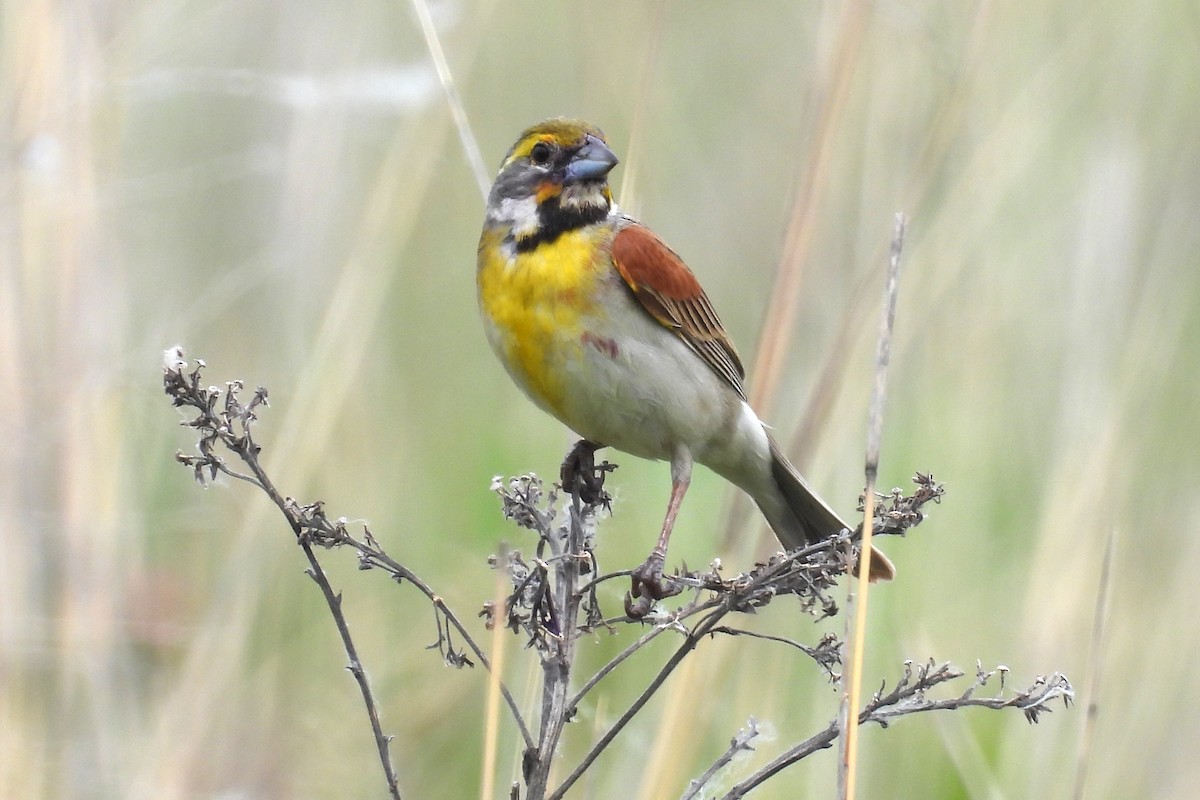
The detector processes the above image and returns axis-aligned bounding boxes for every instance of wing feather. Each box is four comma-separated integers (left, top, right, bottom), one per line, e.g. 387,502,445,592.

610,224,746,398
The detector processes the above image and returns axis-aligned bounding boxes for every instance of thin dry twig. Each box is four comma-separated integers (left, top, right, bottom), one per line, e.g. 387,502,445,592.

481,544,512,800
680,718,761,800
163,350,539,797
163,352,403,800
410,0,489,198
840,212,907,799
722,661,1074,799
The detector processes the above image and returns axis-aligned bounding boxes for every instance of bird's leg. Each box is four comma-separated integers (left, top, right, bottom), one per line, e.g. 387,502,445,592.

629,447,691,609
560,439,609,505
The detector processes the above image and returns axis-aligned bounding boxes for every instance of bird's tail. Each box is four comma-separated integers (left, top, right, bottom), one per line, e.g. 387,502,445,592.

761,437,895,582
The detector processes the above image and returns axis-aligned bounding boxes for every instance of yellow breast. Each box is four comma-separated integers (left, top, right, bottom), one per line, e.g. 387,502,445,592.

477,225,611,416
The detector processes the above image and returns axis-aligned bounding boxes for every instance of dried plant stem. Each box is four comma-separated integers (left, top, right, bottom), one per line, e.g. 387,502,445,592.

732,719,840,799
481,551,511,800
680,719,760,800
221,417,403,800
299,542,400,799
164,362,535,800
410,0,489,199
567,622,675,711
726,662,1072,799
839,485,874,799
840,213,907,799
525,490,590,798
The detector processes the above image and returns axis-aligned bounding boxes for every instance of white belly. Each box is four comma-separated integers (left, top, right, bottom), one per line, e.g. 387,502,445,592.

553,275,773,491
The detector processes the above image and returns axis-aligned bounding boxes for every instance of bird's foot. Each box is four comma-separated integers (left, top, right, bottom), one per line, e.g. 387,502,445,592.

625,551,681,617
560,440,613,506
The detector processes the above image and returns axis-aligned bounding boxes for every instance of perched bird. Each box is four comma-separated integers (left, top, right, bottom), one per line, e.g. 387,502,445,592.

477,118,893,601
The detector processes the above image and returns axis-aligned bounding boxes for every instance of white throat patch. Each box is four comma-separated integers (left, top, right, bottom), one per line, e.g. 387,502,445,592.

488,195,540,239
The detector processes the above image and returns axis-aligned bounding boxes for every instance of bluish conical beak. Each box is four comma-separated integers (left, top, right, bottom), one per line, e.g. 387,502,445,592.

563,134,618,184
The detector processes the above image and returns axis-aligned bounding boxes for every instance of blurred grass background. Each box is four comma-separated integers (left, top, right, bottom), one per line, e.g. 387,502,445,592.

3,0,1198,797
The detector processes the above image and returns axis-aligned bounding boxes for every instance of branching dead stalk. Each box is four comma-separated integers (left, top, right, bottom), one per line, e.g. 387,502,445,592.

163,354,405,800
164,350,1070,800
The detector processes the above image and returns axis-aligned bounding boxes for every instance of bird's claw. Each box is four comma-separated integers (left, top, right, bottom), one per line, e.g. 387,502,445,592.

624,592,655,619
560,440,612,506
626,552,682,617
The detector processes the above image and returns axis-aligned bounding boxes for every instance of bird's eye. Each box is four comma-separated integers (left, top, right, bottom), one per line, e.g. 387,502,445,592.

529,142,552,165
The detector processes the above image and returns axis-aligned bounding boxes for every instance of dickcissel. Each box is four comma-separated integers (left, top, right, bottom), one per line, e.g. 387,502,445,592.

477,118,893,600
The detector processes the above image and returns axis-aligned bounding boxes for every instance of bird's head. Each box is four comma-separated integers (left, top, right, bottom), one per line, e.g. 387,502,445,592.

485,118,619,249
